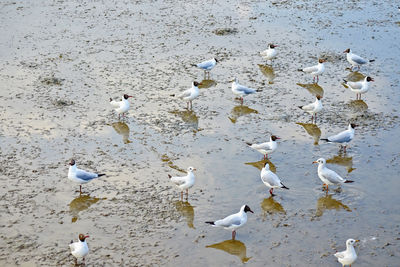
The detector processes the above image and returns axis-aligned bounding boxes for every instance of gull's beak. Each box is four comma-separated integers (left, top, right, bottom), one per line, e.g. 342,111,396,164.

128,95,133,98
371,78,374,82
312,161,318,164
355,240,360,242
275,137,281,140
249,208,254,213
193,168,197,171
85,235,90,238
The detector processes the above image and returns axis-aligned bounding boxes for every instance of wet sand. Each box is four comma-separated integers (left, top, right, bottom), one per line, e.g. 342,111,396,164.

0,0,399,266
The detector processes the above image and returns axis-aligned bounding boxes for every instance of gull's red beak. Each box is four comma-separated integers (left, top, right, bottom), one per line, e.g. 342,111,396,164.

85,235,90,238
312,161,318,164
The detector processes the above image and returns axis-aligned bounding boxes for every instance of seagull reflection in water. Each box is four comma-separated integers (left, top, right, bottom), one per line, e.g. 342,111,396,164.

206,239,251,263
229,105,258,123
174,200,195,229
69,194,106,223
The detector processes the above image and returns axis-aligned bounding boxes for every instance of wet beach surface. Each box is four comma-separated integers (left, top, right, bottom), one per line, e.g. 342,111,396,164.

0,0,400,266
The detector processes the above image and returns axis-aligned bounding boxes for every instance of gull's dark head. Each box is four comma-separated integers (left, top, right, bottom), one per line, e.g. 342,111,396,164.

271,135,280,141
318,58,327,63
316,95,322,100
79,234,89,242
343,48,351,53
350,123,358,129
123,94,132,100
193,81,200,87
269,44,278,49
244,205,254,213
366,76,374,82
69,159,76,166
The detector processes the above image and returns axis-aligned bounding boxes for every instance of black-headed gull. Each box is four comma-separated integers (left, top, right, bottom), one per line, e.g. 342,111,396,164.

206,205,253,240
343,76,374,100
260,162,289,196
246,135,280,159
69,234,89,265
344,48,374,70
298,95,323,123
168,166,196,200
68,159,105,194
260,44,278,62
321,123,357,153
231,78,261,104
313,158,354,191
192,58,218,77
298,59,326,83
110,94,132,119
173,81,200,110
334,239,359,267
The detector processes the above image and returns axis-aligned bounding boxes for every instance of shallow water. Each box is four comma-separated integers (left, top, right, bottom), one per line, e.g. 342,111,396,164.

0,0,399,266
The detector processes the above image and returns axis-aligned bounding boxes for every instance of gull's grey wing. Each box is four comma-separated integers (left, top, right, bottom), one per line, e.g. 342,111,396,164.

322,168,345,184
334,251,345,259
236,84,256,94
347,81,363,89
327,130,352,143
215,214,241,227
302,65,318,73
76,169,98,181
197,60,213,69
178,89,191,99
261,171,281,187
251,142,271,150
110,100,121,108
350,54,367,65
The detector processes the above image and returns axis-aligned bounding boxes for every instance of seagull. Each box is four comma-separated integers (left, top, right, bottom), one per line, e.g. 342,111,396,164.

321,123,357,153
168,166,196,200
312,158,354,191
298,59,326,83
260,162,289,196
298,95,323,123
68,159,105,194
206,205,253,240
231,78,261,104
334,239,359,267
343,76,374,100
192,58,218,77
344,48,375,71
260,44,278,62
246,135,280,159
110,94,132,120
69,234,89,265
173,81,200,110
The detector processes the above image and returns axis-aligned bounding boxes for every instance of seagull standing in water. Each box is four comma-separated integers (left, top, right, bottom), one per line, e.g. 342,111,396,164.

168,166,196,200
313,158,354,191
206,205,253,240
298,59,326,83
260,162,289,196
246,135,280,159
334,239,359,267
173,81,200,110
110,94,132,119
68,159,105,194
231,78,261,104
343,76,374,100
192,58,218,77
344,48,374,71
321,123,357,153
69,234,89,265
298,95,323,123
260,44,278,63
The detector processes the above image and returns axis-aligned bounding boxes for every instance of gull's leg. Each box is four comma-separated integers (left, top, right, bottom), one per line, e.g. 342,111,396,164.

269,188,275,196
186,189,189,200
180,191,183,200
343,145,347,153
232,230,236,240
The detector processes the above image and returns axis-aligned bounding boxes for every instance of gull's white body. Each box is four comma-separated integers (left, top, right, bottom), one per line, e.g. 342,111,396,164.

68,163,100,185
316,158,348,186
195,58,217,71
260,164,285,190
212,205,249,231
110,97,130,115
345,77,371,95
334,239,358,267
325,124,355,145
177,82,199,102
300,97,323,116
231,78,257,98
302,62,325,78
346,50,368,68
260,46,277,61
170,168,195,191
69,239,89,259
248,136,278,157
